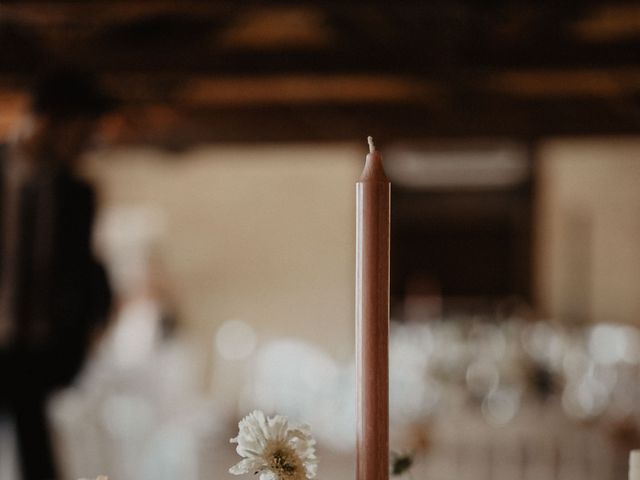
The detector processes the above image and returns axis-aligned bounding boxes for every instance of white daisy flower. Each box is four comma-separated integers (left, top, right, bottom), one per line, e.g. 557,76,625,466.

229,410,318,480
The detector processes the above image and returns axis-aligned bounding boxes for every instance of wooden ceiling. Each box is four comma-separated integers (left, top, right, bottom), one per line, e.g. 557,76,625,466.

1,0,639,146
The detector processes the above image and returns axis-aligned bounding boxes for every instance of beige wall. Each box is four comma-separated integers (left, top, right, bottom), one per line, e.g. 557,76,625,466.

86,144,362,387
536,138,640,324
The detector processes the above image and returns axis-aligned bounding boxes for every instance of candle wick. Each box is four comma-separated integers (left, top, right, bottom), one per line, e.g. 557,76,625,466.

367,136,375,153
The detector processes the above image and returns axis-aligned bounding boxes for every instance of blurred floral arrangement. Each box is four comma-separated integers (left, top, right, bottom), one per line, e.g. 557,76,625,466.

238,318,640,466
389,318,640,425
71,318,640,480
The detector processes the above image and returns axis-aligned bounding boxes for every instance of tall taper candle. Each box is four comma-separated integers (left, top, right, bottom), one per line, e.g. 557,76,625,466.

630,450,640,480
356,136,390,480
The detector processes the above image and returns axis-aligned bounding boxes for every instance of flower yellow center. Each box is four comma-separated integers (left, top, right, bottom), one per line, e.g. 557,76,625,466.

267,446,302,480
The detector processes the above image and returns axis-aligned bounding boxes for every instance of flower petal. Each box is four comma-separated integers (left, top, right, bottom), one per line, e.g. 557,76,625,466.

268,415,289,442
229,457,264,475
259,470,277,480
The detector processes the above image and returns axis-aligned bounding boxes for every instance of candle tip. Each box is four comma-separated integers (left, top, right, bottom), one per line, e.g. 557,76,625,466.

367,136,375,153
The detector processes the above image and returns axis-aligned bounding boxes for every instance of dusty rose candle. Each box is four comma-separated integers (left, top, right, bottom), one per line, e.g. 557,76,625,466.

356,136,390,480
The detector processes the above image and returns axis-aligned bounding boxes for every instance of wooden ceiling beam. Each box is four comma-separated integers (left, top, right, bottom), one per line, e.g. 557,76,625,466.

0,1,638,144
98,99,640,148
1,2,638,74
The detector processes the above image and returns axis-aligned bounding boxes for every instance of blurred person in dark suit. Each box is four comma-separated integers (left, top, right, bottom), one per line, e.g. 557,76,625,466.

0,69,113,480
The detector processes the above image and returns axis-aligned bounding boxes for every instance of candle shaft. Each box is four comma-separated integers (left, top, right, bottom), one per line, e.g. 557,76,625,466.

630,450,640,480
356,140,390,480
